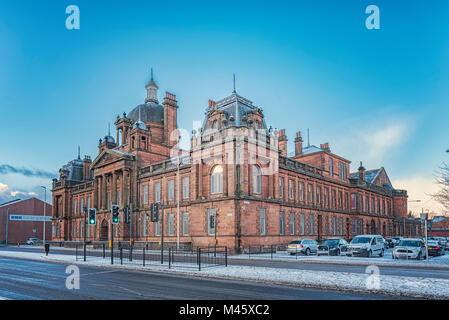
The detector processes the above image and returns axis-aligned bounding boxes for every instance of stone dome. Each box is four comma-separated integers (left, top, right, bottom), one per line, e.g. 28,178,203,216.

128,102,164,124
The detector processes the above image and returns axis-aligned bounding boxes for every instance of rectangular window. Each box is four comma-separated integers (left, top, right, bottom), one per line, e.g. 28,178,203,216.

351,194,357,210
168,180,175,201
332,216,337,236
309,214,314,235
168,213,174,236
87,197,91,209
73,223,77,237
107,192,111,210
182,177,190,199
182,212,189,236
79,221,83,238
142,216,148,236
324,188,329,207
288,180,294,200
207,208,216,236
155,220,161,236
298,182,304,201
308,184,314,203
279,177,284,199
279,212,285,235
316,187,321,205
338,191,342,208
87,224,90,237
73,199,77,215
154,182,161,202
117,191,121,206
372,197,375,214
143,185,149,204
260,208,266,236
344,193,349,209
339,217,343,235
352,219,357,235
366,196,370,212
377,199,380,214
80,198,84,213
300,213,305,235
329,158,333,176
332,190,337,209
289,212,295,235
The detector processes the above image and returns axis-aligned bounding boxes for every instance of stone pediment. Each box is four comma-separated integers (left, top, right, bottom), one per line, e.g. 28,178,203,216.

90,149,135,169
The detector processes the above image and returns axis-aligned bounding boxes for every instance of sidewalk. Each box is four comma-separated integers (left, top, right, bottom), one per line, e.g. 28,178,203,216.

1,249,449,299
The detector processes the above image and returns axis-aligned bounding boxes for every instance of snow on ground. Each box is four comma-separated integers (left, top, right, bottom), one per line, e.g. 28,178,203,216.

1,249,449,299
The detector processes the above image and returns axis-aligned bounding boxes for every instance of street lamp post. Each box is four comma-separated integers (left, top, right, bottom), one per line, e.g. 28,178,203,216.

41,186,47,247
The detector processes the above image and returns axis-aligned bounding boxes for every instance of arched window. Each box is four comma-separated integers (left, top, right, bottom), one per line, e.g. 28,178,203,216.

210,165,223,194
252,165,262,194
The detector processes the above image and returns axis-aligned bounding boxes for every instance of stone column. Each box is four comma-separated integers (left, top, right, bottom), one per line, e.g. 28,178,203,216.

101,174,107,210
112,171,118,206
198,162,203,199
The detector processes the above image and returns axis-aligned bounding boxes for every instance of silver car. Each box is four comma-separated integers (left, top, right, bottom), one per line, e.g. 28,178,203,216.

287,239,318,256
393,238,426,260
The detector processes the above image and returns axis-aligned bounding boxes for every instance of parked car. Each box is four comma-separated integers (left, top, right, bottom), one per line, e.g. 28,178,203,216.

287,239,318,256
444,240,449,251
391,237,403,247
427,240,445,256
393,238,427,260
317,238,350,256
384,238,395,249
348,235,385,257
26,238,41,245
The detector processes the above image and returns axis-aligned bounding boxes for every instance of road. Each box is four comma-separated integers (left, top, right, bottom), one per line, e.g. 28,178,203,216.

0,256,401,300
3,246,449,280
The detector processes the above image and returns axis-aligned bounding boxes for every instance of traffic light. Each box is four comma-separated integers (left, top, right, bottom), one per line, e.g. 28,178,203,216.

111,205,120,224
88,208,96,225
124,206,130,224
150,203,159,222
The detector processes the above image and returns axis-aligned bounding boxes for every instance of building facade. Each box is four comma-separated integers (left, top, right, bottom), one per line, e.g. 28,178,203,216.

0,198,52,244
51,72,421,250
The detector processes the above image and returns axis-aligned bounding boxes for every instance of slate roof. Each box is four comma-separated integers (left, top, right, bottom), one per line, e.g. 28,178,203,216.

350,168,382,184
128,102,164,124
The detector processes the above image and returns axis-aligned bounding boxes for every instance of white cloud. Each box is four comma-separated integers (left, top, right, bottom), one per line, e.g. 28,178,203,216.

0,181,39,203
392,176,445,216
361,123,408,161
0,182,8,194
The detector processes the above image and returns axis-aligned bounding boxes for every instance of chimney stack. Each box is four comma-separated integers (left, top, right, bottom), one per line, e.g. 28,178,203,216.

208,100,216,108
278,129,288,156
295,131,303,156
320,142,330,152
358,161,366,183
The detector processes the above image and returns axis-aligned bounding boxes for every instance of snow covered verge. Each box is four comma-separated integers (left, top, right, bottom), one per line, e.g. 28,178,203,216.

1,250,449,299
233,249,449,269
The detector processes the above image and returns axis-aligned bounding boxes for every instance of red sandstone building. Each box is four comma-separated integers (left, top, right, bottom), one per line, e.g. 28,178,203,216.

51,72,421,250
0,198,52,244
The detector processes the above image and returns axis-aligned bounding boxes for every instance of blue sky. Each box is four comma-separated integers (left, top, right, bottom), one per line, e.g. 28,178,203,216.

0,0,448,213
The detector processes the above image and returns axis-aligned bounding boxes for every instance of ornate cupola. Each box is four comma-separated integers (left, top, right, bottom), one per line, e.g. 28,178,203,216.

145,68,159,104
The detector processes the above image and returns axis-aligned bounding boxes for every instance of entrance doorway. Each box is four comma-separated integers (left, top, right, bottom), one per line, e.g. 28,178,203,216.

100,219,109,241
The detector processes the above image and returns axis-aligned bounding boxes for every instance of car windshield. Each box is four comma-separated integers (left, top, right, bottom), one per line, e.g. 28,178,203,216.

427,241,438,246
322,240,339,245
351,237,371,244
289,240,301,245
398,240,420,247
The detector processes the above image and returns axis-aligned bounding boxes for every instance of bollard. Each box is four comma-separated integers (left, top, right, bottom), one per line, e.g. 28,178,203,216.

225,247,228,267
143,247,146,267
169,248,171,269
103,243,105,259
198,248,201,271
120,247,123,265
271,245,273,260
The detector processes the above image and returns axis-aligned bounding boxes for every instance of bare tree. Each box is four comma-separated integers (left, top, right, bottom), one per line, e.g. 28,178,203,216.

432,163,449,214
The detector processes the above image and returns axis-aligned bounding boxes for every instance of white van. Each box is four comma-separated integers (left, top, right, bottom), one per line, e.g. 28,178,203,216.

348,235,385,257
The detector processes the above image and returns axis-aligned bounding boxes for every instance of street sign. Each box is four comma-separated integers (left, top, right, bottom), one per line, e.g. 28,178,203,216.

9,215,51,222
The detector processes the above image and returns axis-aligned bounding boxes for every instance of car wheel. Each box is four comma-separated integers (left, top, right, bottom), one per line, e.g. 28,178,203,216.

367,250,372,258
416,252,422,260
379,249,384,257
305,248,310,256
336,249,341,256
